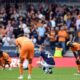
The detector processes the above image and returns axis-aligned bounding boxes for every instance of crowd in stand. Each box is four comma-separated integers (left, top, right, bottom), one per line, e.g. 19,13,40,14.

0,3,80,55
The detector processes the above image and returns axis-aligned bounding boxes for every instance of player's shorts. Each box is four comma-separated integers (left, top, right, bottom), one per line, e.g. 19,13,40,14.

19,45,34,60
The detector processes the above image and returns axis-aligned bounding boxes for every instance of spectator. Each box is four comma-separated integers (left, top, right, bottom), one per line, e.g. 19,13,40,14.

56,16,65,29
11,8,19,21
9,34,15,46
47,27,56,51
0,34,3,48
50,16,56,28
37,20,46,38
57,26,68,55
0,8,7,25
31,35,37,44
74,31,80,43
65,13,72,29
0,25,7,37
43,37,50,47
30,25,38,39
19,20,30,35
68,19,76,41
76,14,80,30
37,10,45,20
6,20,13,38
0,3,80,56
37,36,43,46
2,35,11,46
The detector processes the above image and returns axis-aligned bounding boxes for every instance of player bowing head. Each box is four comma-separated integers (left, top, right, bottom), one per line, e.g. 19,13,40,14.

67,41,80,74
0,50,12,70
15,33,34,80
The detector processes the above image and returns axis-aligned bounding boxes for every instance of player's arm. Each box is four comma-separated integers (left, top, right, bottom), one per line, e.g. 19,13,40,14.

39,56,43,62
36,50,43,66
36,56,43,68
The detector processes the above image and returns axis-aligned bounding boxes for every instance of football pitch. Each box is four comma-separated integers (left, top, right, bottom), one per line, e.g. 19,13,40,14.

0,67,80,80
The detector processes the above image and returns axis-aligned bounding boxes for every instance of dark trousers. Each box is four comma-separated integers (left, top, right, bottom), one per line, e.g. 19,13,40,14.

58,42,66,55
50,41,55,50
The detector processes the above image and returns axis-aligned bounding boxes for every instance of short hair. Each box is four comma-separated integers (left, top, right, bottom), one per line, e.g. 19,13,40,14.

17,33,24,38
67,41,73,47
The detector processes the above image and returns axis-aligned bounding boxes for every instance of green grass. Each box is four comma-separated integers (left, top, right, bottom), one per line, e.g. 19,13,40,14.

0,67,80,80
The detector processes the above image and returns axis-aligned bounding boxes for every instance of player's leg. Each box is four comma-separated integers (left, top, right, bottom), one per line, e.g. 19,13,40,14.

72,51,80,74
47,65,54,74
27,49,34,79
18,49,25,79
39,61,53,74
77,50,80,60
28,58,32,79
5,60,12,70
0,62,5,69
38,61,46,67
73,51,78,59
76,50,80,73
8,59,12,70
76,59,80,74
1,59,5,69
37,61,48,71
42,62,53,74
18,57,24,79
37,60,46,71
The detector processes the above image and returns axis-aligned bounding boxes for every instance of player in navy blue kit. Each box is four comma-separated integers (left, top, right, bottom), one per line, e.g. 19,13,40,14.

37,46,55,74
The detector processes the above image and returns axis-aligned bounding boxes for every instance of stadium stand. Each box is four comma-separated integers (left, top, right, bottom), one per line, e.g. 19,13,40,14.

0,1,80,57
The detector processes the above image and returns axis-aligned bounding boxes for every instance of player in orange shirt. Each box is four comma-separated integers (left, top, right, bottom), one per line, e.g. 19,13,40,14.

67,41,80,74
15,34,34,80
0,50,12,69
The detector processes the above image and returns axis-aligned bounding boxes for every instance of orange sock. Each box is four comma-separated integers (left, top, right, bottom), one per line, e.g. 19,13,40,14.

19,63,23,75
28,64,32,75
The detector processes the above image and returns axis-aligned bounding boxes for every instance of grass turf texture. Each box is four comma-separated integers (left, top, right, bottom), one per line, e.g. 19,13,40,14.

0,68,80,80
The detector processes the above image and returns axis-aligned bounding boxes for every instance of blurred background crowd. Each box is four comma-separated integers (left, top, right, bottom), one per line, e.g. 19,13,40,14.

0,2,80,56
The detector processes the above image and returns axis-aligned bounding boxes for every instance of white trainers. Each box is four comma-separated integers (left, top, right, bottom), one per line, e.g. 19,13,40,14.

28,74,31,79
18,75,23,80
